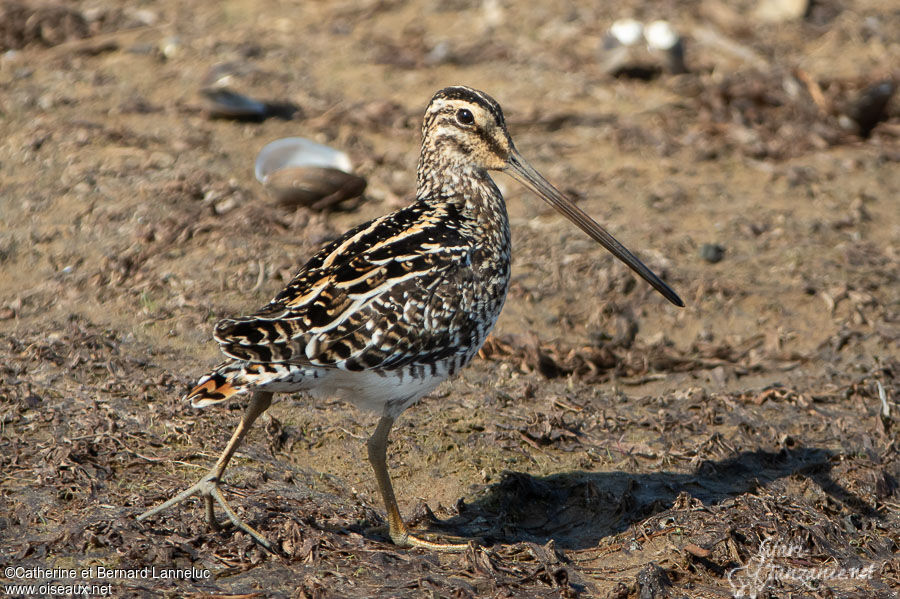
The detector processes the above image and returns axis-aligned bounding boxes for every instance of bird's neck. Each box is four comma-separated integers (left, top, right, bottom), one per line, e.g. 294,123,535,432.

414,160,510,263
416,161,483,197
416,160,505,221
416,142,500,203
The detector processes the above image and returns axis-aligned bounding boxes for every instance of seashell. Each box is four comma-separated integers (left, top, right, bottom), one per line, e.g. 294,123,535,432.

264,166,367,210
201,87,268,120
255,138,365,209
606,19,644,48
255,137,352,181
644,20,679,52
644,20,687,74
601,19,687,77
601,19,652,78
203,61,256,89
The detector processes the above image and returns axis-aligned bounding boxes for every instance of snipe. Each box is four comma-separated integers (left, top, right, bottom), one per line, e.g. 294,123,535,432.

138,86,683,552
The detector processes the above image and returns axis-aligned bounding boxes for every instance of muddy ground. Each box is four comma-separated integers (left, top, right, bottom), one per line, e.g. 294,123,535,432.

1,0,898,597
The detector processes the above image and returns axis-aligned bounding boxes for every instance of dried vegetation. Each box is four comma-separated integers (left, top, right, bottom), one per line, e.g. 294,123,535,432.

1,0,898,597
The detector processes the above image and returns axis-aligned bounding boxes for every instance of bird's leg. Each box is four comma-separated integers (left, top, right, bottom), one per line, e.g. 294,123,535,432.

137,391,275,551
366,415,470,552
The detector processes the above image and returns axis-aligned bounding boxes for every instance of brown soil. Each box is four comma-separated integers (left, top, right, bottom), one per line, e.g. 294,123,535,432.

1,1,898,597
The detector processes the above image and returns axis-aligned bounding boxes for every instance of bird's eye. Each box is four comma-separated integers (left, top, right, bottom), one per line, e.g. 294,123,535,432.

456,108,475,126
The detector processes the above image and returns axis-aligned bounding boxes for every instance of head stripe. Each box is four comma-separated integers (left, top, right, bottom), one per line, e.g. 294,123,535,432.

430,86,506,128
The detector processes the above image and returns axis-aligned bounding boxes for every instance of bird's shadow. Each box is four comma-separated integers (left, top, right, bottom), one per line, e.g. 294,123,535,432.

401,447,866,550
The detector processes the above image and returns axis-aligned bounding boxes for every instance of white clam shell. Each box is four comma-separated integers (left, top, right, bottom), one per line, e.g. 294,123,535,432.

644,20,680,51
255,138,364,209
608,19,644,47
255,137,353,184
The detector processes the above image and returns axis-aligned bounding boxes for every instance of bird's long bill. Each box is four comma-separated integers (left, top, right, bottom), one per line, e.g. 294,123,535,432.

506,152,684,307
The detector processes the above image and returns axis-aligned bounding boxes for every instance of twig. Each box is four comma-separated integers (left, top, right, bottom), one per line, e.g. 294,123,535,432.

795,69,831,114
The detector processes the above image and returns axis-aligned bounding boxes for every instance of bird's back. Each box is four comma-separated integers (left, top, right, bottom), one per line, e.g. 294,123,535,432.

186,178,511,414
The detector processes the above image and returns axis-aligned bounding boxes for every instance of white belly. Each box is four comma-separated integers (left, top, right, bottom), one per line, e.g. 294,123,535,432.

258,365,448,419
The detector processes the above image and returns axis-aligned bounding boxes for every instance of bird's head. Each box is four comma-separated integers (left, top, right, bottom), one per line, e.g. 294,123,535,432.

421,86,515,171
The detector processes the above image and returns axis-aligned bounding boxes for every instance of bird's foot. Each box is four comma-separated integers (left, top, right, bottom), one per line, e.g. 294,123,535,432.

397,529,475,552
136,472,274,552
366,522,477,552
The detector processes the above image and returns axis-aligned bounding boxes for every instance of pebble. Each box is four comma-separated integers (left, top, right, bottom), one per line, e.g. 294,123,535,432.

700,243,726,263
845,80,895,137
754,0,809,22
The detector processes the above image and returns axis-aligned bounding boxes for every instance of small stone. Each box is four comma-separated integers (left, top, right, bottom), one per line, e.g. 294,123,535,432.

754,0,809,22
845,80,895,138
214,195,240,215
160,36,181,59
700,243,725,263
129,8,158,26
425,40,452,65
147,151,175,169
637,562,672,599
